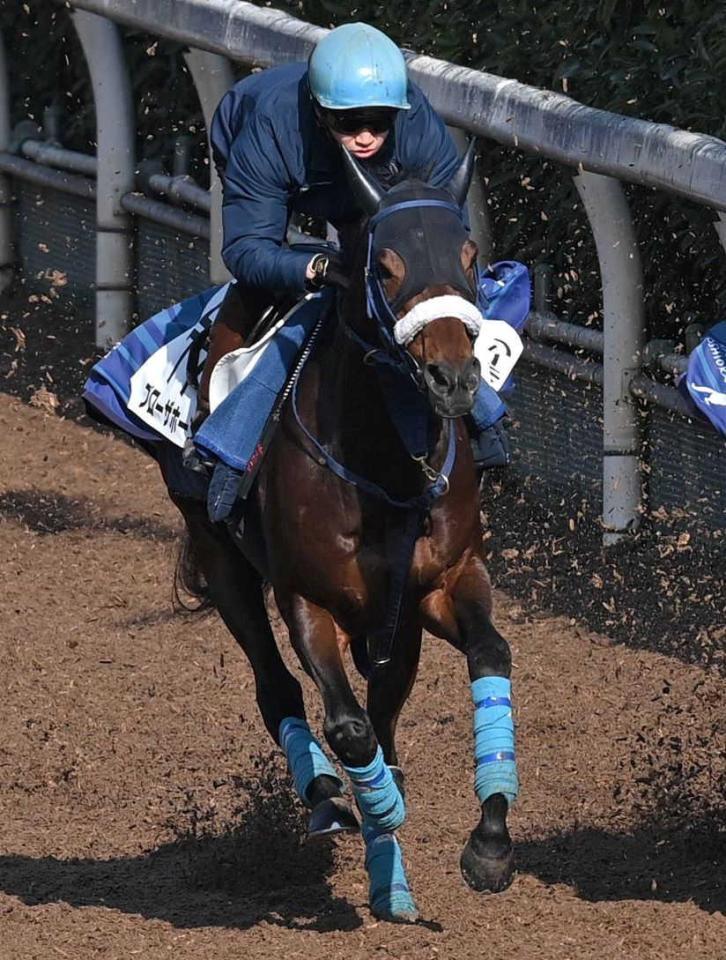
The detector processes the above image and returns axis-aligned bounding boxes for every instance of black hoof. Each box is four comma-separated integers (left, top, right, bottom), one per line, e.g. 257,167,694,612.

307,796,360,841
460,833,515,893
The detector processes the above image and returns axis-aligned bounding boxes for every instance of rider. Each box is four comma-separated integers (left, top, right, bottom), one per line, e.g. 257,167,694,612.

199,21,510,470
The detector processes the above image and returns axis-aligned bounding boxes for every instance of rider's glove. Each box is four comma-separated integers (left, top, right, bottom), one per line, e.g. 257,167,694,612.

306,253,349,291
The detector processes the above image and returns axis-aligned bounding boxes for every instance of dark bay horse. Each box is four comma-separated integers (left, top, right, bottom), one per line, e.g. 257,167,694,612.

172,147,519,922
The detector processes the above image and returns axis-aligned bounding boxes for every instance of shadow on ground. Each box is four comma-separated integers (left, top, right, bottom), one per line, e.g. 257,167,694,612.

0,753,364,933
0,818,722,930
517,816,725,914
0,489,177,540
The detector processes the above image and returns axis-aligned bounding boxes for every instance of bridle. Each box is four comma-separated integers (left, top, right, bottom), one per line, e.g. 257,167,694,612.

342,196,485,388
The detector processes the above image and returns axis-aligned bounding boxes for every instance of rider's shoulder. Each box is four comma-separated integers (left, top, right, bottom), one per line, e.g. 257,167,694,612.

224,62,307,126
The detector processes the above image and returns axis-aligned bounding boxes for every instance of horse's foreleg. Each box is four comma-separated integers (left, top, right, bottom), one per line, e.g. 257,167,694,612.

173,498,345,826
422,551,517,893
279,592,418,922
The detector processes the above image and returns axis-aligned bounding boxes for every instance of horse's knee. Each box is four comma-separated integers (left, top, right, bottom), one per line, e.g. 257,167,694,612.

468,623,512,678
324,712,377,767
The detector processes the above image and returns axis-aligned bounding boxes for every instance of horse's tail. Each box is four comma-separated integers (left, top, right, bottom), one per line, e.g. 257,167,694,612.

173,533,214,613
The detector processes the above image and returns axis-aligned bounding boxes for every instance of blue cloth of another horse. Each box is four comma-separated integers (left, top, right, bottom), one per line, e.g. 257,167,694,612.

194,291,331,472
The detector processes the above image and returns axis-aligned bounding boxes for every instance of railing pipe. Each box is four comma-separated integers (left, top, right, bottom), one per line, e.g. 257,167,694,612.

65,1,726,213
0,31,13,294
21,139,98,176
72,10,135,347
575,171,646,544
525,310,604,354
183,48,233,284
522,341,603,385
629,375,694,418
147,173,211,213
657,353,688,378
121,192,210,238
0,152,96,199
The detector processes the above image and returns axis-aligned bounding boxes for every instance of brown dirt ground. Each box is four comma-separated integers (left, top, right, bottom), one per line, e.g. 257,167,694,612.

0,393,724,960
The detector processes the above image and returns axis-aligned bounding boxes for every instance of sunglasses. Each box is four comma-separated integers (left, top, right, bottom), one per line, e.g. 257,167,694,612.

321,108,397,136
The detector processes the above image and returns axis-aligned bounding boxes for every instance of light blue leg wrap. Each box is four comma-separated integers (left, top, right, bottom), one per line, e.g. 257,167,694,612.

363,825,418,921
471,676,519,805
344,746,405,832
279,717,343,807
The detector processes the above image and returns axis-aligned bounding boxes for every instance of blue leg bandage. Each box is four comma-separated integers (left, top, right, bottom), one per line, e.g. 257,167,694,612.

344,746,405,832
471,676,519,806
363,825,418,921
279,717,343,807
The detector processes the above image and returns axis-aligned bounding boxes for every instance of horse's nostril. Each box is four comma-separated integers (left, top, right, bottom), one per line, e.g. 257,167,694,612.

425,362,453,393
463,357,481,393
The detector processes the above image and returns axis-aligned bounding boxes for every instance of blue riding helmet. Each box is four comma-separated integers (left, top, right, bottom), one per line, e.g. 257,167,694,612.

308,23,411,111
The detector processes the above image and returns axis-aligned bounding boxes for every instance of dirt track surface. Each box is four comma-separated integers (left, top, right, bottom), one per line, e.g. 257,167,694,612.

0,391,724,960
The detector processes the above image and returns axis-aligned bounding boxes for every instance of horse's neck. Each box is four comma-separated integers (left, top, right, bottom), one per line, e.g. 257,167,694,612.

316,309,447,502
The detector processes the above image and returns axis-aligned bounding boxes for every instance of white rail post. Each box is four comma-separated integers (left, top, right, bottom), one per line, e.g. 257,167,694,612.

0,30,13,294
183,48,233,285
574,171,645,545
72,10,135,347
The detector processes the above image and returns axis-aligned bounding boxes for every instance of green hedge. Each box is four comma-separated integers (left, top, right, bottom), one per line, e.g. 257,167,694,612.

2,0,725,340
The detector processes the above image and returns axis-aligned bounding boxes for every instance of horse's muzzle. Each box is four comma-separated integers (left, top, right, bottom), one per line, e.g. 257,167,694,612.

423,356,481,418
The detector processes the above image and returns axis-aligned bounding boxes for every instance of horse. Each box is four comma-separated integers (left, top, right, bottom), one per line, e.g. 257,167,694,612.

169,145,519,922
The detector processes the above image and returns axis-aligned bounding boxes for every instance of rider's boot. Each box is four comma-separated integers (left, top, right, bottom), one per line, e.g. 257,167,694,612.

197,282,271,415
182,284,272,475
467,381,511,476
470,415,511,474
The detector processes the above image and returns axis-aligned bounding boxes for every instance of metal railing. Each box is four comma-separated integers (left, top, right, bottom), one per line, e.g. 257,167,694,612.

0,1,724,543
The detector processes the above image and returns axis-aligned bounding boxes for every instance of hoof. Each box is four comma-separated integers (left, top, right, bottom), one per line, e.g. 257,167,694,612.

460,834,515,893
307,796,360,841
371,894,419,924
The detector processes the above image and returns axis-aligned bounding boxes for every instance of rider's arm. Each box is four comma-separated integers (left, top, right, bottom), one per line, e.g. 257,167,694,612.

220,112,312,292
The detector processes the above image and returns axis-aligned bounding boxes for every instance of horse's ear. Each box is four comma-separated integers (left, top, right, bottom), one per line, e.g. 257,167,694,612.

378,248,406,300
340,146,383,215
447,137,477,207
461,238,478,272
461,238,479,291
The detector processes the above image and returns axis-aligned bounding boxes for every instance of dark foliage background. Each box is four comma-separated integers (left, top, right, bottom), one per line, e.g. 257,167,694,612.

2,0,725,341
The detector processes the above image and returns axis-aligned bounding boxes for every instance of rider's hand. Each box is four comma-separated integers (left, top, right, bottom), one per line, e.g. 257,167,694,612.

305,253,349,290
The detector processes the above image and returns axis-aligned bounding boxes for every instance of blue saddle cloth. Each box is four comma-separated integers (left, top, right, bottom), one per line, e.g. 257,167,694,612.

194,292,329,471
83,284,227,442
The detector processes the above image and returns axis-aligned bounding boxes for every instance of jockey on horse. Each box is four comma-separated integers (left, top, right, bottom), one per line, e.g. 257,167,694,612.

197,21,511,473
84,21,522,922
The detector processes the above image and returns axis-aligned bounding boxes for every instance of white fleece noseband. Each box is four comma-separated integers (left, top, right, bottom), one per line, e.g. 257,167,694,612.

393,295,484,346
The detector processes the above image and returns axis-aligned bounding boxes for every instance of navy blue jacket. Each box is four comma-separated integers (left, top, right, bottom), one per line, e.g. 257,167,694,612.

210,62,461,293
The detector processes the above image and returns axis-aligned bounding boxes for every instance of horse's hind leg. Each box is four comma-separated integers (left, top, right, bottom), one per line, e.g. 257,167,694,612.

422,551,517,894
172,497,353,836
